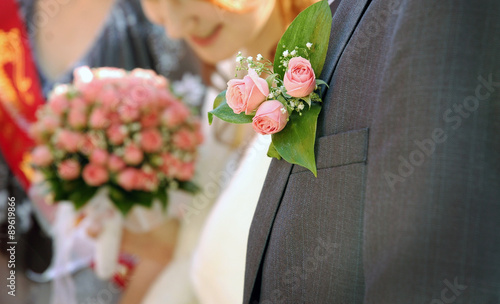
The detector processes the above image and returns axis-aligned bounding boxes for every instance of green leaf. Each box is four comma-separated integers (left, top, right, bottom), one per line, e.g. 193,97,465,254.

208,91,254,125
69,185,98,210
108,186,135,215
272,103,322,176
133,191,155,208
178,181,201,194
156,187,169,210
302,95,312,108
265,73,278,88
267,142,282,160
316,79,329,88
213,90,226,109
274,0,332,78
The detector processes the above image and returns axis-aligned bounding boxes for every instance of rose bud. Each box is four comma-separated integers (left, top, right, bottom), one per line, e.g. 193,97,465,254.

226,68,269,115
123,144,144,165
251,100,289,135
58,159,81,180
82,164,109,186
32,146,53,167
283,57,316,98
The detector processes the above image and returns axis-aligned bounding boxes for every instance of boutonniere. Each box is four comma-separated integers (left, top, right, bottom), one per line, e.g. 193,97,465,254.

209,0,332,176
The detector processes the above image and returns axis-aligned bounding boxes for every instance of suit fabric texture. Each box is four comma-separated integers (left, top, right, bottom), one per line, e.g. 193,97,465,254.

244,0,500,303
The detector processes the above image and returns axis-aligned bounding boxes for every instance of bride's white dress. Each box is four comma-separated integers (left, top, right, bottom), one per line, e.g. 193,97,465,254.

142,63,271,303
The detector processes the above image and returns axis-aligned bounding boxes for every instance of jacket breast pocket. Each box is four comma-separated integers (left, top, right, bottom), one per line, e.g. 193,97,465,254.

291,127,369,174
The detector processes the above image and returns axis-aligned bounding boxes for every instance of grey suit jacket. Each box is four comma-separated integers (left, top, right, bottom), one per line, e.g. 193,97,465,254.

244,0,500,303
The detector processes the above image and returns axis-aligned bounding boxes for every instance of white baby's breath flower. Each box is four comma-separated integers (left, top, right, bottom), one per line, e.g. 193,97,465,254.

291,50,297,56
236,56,242,62
133,133,141,143
283,61,288,68
142,165,153,173
268,92,274,99
290,100,295,108
280,107,287,114
283,50,289,57
298,103,305,111
257,54,263,61
247,56,253,61
306,42,313,49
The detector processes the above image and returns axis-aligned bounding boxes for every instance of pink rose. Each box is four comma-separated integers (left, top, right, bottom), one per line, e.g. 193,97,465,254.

90,149,108,166
176,162,195,181
153,75,168,89
140,129,163,153
161,103,190,128
98,88,120,110
89,108,109,129
226,68,269,114
172,128,197,151
40,116,61,133
32,146,53,167
139,170,159,191
117,168,140,191
283,57,316,98
67,109,87,129
71,97,88,111
108,112,121,125
119,102,141,123
58,159,81,180
157,90,177,108
56,130,83,152
30,123,45,143
140,112,159,128
251,100,289,135
80,79,104,103
123,144,144,165
160,153,181,177
108,154,126,172
129,85,156,110
82,164,109,186
48,93,69,115
80,134,98,155
106,124,127,145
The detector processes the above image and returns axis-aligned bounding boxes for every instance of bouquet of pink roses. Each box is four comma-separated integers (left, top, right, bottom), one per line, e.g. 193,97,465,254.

29,66,202,288
31,66,202,214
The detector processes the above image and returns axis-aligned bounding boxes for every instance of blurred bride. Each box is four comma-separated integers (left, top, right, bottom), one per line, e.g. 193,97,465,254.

136,0,321,303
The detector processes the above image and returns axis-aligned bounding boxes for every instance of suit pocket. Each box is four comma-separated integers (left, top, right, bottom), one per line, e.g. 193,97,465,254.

291,127,369,174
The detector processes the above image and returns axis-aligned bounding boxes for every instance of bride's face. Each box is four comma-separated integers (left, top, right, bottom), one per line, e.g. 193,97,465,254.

141,0,277,64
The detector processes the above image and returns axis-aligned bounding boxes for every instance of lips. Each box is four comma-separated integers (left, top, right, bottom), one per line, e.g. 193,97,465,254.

190,24,223,47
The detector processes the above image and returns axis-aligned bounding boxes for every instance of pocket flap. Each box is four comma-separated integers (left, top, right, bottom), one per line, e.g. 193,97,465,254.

292,128,369,174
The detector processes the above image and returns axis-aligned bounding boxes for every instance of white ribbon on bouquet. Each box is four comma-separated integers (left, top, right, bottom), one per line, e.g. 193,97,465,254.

49,188,169,304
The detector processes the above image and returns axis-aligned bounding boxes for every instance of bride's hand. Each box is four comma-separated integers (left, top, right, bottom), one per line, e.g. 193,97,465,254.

121,218,180,265
86,217,180,265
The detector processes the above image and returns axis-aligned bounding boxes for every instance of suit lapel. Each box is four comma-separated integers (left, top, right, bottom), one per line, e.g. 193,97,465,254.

320,0,371,90
243,0,371,303
243,158,293,304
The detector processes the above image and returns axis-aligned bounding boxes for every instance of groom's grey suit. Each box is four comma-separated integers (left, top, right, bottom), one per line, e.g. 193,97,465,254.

244,0,500,303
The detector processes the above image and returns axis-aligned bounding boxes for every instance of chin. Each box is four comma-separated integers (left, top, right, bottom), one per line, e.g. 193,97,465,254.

194,47,235,66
